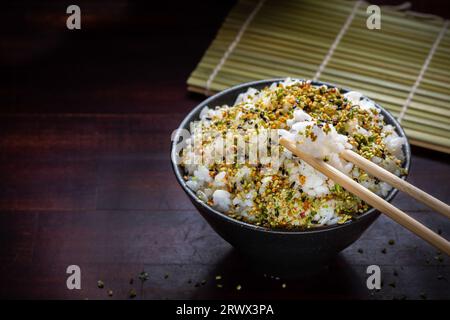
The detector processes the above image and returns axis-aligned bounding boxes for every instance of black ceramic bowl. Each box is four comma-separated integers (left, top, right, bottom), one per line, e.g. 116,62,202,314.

171,79,411,264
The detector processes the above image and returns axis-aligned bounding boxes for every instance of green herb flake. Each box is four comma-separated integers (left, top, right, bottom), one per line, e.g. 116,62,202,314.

129,288,137,299
138,271,149,282
438,256,444,263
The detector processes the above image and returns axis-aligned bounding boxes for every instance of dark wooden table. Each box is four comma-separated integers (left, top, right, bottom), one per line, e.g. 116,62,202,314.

0,0,449,300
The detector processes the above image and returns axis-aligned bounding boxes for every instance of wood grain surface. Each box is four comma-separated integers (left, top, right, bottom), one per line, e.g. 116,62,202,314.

0,0,449,300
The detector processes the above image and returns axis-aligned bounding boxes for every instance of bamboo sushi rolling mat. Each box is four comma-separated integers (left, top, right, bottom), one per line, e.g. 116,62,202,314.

187,0,450,153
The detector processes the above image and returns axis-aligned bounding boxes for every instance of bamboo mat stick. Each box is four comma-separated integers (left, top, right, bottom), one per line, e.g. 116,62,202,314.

279,137,450,255
219,33,449,71
209,41,432,82
224,23,437,59
409,138,450,154
340,149,450,218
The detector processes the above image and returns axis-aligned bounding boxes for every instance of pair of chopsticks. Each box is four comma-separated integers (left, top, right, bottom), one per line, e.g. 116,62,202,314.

279,137,450,256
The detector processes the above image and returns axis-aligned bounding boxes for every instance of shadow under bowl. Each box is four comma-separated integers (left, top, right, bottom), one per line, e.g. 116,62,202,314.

171,79,411,265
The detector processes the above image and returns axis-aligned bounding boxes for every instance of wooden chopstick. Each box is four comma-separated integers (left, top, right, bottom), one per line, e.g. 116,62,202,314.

340,149,450,219
279,137,450,256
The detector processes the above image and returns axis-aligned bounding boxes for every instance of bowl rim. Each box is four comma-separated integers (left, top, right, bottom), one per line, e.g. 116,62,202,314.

171,78,411,235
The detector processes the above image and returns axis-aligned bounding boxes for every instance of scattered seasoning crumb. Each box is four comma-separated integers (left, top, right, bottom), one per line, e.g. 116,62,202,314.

419,292,427,300
107,290,113,297
236,285,242,291
381,248,387,254
164,274,169,279
201,280,207,285
282,283,286,289
194,282,200,288
217,284,223,288
129,288,137,299
388,282,396,288
97,280,104,289
215,275,222,280
187,279,192,284
393,269,398,277
357,248,364,254
437,229,442,235
426,259,431,264
138,271,149,282
388,239,395,245
129,278,134,285
275,277,280,281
